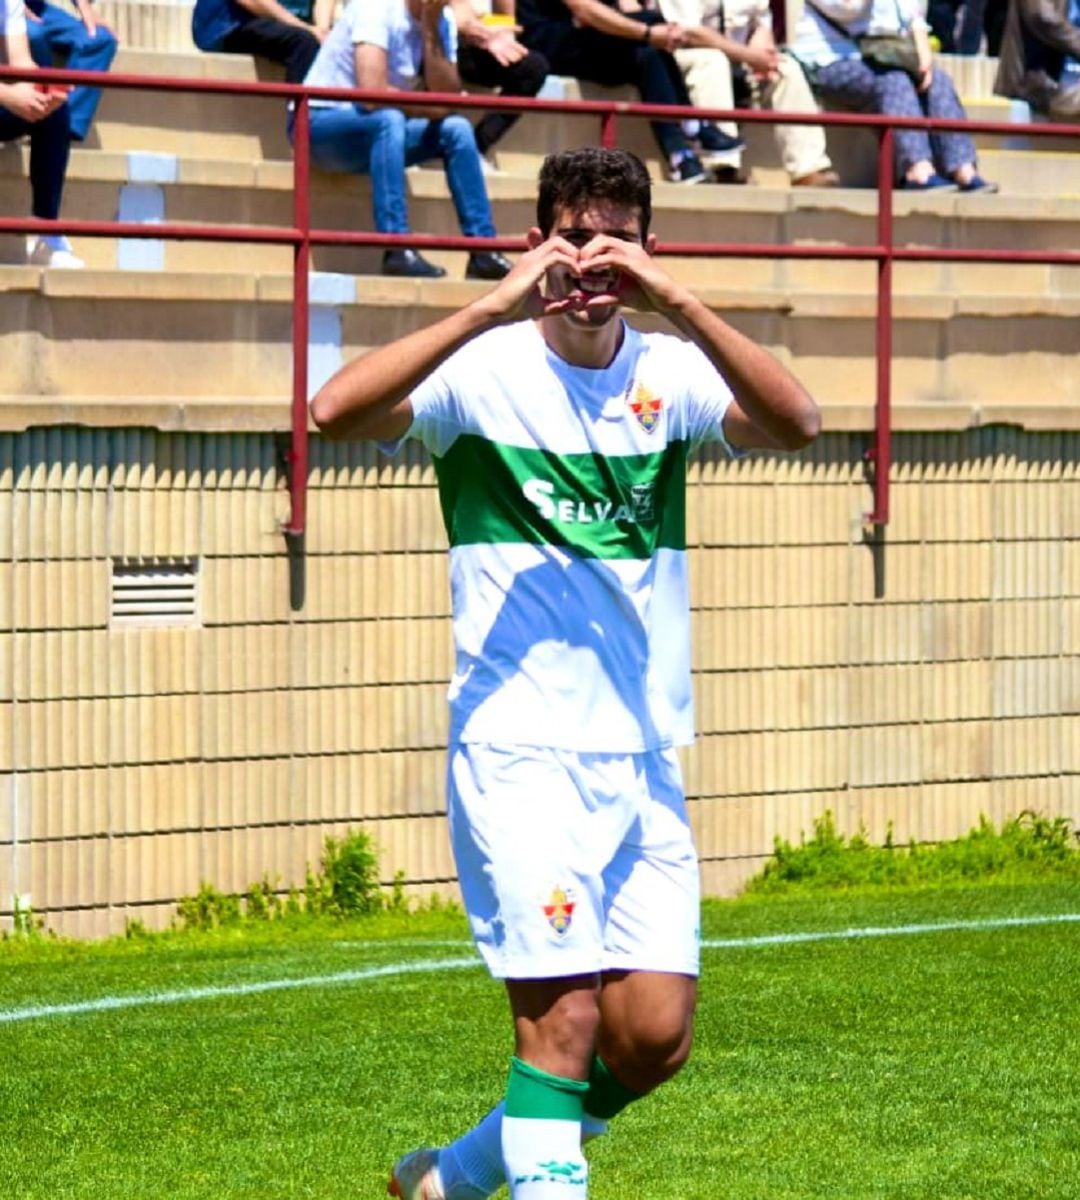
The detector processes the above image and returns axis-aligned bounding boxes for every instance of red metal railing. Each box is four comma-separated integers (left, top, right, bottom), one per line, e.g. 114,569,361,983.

2,65,1079,534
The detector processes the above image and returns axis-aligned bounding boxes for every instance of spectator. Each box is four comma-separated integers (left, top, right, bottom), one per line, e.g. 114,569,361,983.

1,0,82,266
994,0,1080,119
25,0,116,142
192,0,333,83
659,0,841,186
295,0,513,280
793,0,997,190
516,0,721,182
450,0,550,166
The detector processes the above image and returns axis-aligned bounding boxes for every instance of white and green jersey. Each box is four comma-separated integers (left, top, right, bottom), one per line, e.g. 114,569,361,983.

402,320,736,752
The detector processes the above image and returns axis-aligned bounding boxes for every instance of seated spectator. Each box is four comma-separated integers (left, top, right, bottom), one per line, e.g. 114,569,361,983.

516,0,726,182
192,0,332,83
25,0,116,142
659,0,841,186
793,0,997,190
295,0,513,280
994,0,1080,120
1,0,82,266
450,0,550,166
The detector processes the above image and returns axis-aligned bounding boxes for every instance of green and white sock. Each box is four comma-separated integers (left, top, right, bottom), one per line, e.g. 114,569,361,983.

439,1104,609,1199
502,1057,588,1198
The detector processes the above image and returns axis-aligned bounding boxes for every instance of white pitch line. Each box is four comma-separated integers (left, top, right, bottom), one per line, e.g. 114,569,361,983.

1,912,1077,1026
700,911,1080,950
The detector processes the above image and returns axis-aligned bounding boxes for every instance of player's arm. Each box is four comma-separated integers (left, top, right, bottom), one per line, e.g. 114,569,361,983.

0,20,68,118
579,235,820,450
311,233,583,441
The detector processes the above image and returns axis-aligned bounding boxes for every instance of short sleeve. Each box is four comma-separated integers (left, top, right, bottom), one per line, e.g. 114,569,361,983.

380,349,469,459
3,0,27,38
675,340,741,456
350,0,390,47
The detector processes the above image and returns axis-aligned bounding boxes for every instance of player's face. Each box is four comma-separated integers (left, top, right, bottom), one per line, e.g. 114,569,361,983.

545,201,644,328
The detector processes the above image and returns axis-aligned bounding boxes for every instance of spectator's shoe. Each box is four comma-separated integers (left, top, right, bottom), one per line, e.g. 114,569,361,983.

695,123,744,158
958,174,998,193
793,168,841,188
900,173,956,190
668,151,708,184
382,249,447,278
466,250,513,280
711,164,751,185
388,1148,446,1199
26,235,84,269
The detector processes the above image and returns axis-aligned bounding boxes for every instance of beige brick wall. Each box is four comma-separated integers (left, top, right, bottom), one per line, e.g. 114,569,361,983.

1,427,1078,936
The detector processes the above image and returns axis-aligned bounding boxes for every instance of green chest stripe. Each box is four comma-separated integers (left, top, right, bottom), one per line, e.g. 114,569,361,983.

433,434,688,559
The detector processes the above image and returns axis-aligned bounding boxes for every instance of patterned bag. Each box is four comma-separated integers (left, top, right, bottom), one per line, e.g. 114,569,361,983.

858,33,922,81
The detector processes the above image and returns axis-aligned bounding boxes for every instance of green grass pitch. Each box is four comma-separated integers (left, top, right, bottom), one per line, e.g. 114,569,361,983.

2,880,1078,1198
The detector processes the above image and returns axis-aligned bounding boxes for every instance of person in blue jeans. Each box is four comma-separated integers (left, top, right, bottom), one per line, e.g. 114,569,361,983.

25,0,116,141
1,0,82,267
296,0,512,279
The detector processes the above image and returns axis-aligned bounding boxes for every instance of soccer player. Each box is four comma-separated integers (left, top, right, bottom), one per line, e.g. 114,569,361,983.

310,146,820,1199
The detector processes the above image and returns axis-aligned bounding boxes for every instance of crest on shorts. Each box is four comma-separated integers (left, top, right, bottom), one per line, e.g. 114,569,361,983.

627,383,663,434
543,886,575,936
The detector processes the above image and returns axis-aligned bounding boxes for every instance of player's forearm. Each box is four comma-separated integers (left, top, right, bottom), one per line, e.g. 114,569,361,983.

678,25,749,60
565,0,651,40
311,298,500,440
421,28,461,95
666,292,820,449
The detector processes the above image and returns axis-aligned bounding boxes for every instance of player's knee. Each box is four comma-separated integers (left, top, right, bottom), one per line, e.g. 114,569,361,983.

599,1011,693,1091
440,113,476,150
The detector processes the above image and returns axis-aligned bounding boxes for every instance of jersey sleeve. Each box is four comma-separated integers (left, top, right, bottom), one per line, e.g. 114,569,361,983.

380,347,469,459
675,339,742,457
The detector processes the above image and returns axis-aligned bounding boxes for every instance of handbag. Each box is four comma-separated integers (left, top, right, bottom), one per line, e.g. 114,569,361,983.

806,1,923,83
857,32,922,79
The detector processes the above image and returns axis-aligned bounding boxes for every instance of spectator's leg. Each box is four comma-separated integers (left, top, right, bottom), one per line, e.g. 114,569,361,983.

28,103,73,218
982,0,1008,55
544,31,692,163
308,105,409,233
673,46,741,163
923,71,978,177
956,0,988,54
407,114,497,238
816,60,932,181
458,42,549,156
760,56,833,180
925,0,960,51
31,2,118,141
223,16,319,83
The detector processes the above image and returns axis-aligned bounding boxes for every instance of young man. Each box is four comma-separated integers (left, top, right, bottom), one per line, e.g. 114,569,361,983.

298,0,512,280
1,0,82,267
311,147,820,1199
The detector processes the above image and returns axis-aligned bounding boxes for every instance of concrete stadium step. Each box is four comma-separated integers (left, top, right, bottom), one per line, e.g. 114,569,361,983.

3,141,1077,284
94,50,1079,192
1,266,1077,415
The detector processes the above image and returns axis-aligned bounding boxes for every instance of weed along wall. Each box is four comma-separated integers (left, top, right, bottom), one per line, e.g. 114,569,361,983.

1,423,1078,937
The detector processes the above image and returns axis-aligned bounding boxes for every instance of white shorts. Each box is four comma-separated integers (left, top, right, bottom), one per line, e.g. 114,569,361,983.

447,742,701,980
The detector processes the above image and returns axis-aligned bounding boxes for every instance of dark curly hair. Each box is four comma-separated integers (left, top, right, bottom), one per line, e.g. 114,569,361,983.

536,147,652,240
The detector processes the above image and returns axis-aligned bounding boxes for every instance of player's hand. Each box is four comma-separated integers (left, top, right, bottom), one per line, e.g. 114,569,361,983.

742,45,780,77
647,22,688,51
575,234,686,316
475,233,615,324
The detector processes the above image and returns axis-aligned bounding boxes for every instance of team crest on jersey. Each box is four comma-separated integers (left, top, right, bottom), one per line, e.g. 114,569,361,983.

543,886,575,936
627,383,663,433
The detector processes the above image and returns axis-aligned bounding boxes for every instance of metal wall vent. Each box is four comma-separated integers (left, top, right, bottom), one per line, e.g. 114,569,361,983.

110,559,200,627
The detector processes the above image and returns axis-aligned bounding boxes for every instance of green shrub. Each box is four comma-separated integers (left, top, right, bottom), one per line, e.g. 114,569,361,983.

175,828,393,930
745,809,1080,895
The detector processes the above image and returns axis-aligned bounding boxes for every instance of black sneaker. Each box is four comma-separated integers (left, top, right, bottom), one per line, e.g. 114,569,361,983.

382,249,447,278
465,250,513,280
695,123,744,155
668,152,707,184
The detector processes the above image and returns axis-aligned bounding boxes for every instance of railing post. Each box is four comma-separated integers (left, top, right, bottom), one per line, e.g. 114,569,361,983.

866,125,894,529
286,93,311,538
600,110,617,149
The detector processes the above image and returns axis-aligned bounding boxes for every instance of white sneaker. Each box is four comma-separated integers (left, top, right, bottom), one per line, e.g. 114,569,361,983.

479,152,499,177
388,1148,446,1200
26,235,85,269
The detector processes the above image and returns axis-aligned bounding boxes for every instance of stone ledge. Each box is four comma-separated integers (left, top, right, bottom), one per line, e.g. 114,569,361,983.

3,396,1079,435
